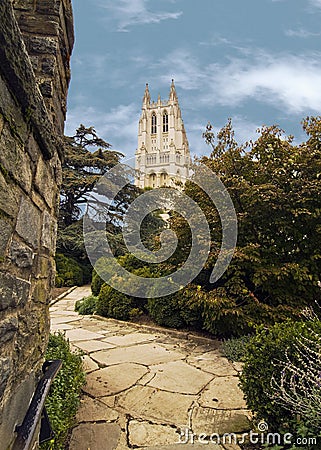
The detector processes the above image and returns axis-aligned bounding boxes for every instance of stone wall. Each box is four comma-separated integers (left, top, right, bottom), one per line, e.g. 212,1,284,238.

0,0,73,447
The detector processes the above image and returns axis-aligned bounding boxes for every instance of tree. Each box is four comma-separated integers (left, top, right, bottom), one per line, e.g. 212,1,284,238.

59,124,123,227
164,117,321,335
56,125,138,286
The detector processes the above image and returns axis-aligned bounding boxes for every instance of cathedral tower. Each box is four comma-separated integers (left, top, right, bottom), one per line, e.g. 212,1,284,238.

135,80,191,189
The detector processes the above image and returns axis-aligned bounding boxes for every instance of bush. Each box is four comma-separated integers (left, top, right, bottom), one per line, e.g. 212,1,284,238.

40,333,85,450
75,295,98,315
147,285,204,329
221,334,253,362
55,253,84,287
91,257,114,296
97,284,133,320
147,292,186,328
239,319,321,436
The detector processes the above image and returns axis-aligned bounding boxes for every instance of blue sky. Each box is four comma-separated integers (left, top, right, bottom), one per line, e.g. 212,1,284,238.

66,0,321,159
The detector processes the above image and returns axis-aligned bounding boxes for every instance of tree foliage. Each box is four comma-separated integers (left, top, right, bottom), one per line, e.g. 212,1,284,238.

165,117,321,334
59,124,123,227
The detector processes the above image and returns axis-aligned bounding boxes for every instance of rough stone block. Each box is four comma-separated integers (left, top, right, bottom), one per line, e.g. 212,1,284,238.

41,57,56,76
0,68,29,144
17,13,60,36
25,134,40,164
27,36,58,55
0,316,18,345
41,211,57,250
12,0,35,12
29,56,39,72
0,113,4,134
31,279,49,304
39,80,53,98
0,272,31,311
16,196,41,249
0,171,20,218
0,357,11,398
35,158,55,208
0,126,32,193
16,304,48,368
35,0,61,16
33,255,52,279
10,240,34,268
0,218,13,257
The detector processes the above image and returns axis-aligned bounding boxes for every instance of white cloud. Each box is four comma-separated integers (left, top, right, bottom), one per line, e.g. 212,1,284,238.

309,0,321,8
209,53,321,113
285,28,320,38
156,48,321,115
99,0,183,32
66,103,140,158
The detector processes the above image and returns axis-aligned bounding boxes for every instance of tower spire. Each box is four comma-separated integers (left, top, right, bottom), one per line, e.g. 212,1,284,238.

143,83,151,106
169,79,178,102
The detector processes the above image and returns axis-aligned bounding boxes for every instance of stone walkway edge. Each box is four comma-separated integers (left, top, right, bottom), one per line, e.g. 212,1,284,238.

50,286,249,450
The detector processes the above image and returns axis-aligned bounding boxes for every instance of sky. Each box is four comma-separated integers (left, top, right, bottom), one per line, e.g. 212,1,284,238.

65,0,321,159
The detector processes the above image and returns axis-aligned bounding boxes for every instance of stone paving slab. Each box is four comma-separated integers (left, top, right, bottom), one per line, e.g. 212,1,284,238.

69,423,121,450
76,396,119,423
82,355,99,373
51,323,75,331
83,363,148,397
192,407,251,435
147,360,213,394
128,420,179,447
50,311,79,323
115,385,194,425
74,339,116,353
199,377,247,409
65,328,106,342
103,331,159,346
90,342,185,366
187,350,238,377
49,286,246,450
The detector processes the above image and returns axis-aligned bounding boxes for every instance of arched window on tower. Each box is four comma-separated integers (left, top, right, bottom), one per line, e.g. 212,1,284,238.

151,113,157,134
163,112,169,133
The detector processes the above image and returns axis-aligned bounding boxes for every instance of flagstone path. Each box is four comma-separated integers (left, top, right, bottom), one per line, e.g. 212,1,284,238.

50,286,251,450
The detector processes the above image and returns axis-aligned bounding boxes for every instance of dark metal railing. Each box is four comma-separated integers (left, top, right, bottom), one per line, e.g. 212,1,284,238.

12,359,62,450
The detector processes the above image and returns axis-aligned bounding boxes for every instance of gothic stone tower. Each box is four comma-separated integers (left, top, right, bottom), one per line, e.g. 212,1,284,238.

135,80,191,189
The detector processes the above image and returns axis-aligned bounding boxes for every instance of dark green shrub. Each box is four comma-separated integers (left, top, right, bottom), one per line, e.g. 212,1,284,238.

240,319,321,434
147,285,204,330
41,333,85,450
91,257,114,296
97,284,133,320
221,334,253,362
75,295,98,315
147,292,185,328
178,285,204,328
91,270,104,296
55,253,84,287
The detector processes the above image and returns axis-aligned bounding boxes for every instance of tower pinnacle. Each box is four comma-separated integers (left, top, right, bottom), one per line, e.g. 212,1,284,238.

143,83,151,106
169,79,178,102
